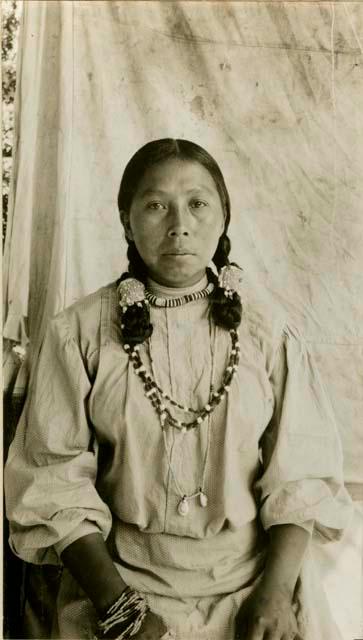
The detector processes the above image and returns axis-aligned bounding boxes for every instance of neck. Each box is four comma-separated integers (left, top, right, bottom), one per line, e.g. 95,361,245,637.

147,274,209,298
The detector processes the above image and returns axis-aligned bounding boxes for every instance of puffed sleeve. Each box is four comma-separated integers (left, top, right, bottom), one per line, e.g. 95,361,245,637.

4,312,112,565
255,325,353,542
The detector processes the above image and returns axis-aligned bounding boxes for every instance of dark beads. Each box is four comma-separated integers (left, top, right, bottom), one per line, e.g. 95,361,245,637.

123,329,240,432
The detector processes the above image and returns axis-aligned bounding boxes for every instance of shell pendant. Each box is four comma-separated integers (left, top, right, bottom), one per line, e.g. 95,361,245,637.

177,496,189,516
199,491,208,508
177,493,208,515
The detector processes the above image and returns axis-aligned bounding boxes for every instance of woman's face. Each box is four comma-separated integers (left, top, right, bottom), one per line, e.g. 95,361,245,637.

122,158,226,287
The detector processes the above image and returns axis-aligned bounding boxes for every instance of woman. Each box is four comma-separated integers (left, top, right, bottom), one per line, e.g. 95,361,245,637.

5,139,352,640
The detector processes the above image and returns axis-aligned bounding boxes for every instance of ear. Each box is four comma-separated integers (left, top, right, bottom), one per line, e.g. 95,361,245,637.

120,210,134,241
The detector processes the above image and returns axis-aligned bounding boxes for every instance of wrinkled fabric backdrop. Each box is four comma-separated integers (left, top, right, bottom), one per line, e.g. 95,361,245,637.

2,1,363,636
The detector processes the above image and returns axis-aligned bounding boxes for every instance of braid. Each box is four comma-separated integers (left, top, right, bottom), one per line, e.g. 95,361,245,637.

208,233,243,330
118,243,153,345
212,234,231,271
127,242,149,283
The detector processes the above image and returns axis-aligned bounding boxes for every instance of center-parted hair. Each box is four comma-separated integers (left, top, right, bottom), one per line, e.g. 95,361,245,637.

117,138,242,344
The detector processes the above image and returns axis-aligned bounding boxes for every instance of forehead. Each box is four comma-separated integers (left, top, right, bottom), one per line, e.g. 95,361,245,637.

135,158,218,196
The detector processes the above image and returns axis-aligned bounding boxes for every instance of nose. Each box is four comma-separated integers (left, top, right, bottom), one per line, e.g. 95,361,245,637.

167,203,189,237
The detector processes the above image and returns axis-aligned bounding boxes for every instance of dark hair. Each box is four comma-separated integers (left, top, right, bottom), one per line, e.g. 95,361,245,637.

117,138,242,344
118,138,230,225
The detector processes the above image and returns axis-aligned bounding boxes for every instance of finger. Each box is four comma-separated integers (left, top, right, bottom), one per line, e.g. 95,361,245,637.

263,631,282,640
280,633,298,640
265,624,294,640
280,619,299,640
263,633,283,640
245,617,266,640
267,627,298,640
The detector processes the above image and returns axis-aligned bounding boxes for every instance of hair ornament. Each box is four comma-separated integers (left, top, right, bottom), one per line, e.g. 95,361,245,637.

117,278,146,311
218,265,243,299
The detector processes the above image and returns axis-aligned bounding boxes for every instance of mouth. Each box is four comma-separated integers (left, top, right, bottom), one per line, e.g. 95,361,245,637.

163,249,194,256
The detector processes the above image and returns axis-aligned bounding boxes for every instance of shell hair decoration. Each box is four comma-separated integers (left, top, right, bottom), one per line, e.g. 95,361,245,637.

218,265,243,299
117,278,147,312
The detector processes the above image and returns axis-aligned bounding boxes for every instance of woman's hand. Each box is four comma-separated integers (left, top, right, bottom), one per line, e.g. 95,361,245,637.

234,524,309,639
100,610,168,639
131,610,168,639
235,582,299,639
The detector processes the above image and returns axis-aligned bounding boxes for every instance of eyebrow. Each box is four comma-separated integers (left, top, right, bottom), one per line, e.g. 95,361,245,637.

139,186,215,197
139,189,168,197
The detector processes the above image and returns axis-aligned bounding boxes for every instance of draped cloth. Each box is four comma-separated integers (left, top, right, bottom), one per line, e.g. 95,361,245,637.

2,1,363,636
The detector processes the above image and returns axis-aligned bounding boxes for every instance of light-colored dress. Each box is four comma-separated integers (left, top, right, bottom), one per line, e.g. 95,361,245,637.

5,276,352,639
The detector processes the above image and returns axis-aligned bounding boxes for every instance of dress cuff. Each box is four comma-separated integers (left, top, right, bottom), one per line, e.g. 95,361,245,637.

54,521,102,557
268,520,315,536
259,480,353,542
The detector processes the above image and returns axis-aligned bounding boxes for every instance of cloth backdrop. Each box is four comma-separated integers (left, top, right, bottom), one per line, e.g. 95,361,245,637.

3,1,363,636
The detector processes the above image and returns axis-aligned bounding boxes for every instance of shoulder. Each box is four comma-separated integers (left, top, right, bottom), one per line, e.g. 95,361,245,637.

239,273,292,377
49,281,119,356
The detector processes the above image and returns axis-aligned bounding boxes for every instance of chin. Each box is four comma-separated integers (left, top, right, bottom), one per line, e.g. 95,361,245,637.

166,275,204,288
150,269,204,288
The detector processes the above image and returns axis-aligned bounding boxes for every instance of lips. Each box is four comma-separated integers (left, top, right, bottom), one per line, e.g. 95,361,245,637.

162,250,194,256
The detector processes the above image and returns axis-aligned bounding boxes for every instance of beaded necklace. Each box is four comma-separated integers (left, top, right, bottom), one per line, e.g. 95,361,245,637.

145,282,214,308
124,330,239,431
149,318,216,515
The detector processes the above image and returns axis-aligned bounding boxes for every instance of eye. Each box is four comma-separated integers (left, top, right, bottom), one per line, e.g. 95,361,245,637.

190,200,207,209
147,201,166,210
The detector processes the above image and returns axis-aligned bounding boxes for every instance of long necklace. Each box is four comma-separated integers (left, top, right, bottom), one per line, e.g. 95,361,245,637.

150,320,217,516
162,420,211,516
124,328,240,516
122,288,241,516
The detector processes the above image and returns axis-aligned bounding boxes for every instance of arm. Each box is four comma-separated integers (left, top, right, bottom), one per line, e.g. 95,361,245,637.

61,533,127,615
235,328,352,639
261,523,310,596
235,524,310,640
61,534,168,640
5,313,114,565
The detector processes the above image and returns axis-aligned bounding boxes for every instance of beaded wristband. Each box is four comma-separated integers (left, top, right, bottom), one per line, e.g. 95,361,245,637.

96,587,148,639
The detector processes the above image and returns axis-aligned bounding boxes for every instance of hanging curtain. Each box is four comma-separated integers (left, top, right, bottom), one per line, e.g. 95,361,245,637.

4,0,363,483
